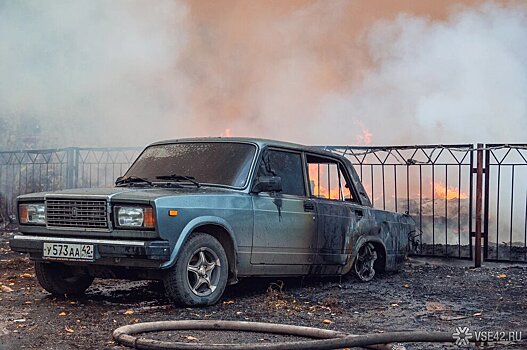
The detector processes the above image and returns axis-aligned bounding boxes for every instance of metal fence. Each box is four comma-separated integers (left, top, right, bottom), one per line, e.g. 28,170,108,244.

1,143,526,263
483,144,527,263
325,145,475,260
0,147,141,231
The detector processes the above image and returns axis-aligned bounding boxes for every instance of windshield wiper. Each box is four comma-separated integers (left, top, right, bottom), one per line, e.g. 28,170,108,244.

156,174,201,188
115,176,153,187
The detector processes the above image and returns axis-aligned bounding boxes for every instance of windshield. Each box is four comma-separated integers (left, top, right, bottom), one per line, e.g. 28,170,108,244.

124,142,257,188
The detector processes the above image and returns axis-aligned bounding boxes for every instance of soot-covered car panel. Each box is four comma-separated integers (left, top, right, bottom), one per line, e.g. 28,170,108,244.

10,138,414,306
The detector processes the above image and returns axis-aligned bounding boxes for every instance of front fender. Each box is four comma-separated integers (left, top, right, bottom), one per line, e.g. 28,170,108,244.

160,216,237,269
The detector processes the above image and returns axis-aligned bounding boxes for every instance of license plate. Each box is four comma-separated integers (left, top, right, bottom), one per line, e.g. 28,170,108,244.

43,242,95,261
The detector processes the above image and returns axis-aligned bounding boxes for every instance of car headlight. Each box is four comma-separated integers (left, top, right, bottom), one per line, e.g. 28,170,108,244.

114,206,155,229
19,203,46,225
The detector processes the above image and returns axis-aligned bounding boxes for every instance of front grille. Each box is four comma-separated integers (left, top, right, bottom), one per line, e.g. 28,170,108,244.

46,199,108,229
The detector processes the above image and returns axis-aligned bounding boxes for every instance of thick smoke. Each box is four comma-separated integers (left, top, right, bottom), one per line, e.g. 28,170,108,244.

1,0,526,246
320,1,527,145
0,1,525,149
0,0,188,148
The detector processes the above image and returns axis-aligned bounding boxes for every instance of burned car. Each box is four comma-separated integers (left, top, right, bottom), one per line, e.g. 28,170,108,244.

10,138,414,306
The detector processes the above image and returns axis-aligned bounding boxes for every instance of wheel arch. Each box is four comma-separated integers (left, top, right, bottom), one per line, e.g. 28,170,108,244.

191,223,238,284
161,216,238,284
353,236,387,273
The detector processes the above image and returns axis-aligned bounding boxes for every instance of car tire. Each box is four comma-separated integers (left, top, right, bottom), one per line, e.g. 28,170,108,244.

35,262,94,295
354,243,378,282
164,233,228,306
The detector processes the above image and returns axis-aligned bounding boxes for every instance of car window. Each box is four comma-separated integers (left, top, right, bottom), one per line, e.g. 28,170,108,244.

257,149,305,196
125,142,256,188
307,155,355,202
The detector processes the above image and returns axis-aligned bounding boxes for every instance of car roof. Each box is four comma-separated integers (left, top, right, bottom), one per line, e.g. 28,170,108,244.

149,137,341,158
146,137,369,205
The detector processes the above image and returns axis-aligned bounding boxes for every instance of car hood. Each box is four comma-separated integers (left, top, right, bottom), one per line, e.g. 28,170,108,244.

18,186,240,202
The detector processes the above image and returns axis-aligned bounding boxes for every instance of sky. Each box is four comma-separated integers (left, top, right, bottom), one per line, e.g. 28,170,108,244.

0,0,526,149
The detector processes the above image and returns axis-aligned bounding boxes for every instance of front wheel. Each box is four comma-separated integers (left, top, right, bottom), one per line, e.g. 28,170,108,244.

354,243,378,282
35,262,94,295
164,233,228,306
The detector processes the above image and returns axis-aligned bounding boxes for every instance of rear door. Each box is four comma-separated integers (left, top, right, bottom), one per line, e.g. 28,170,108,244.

251,148,317,265
306,154,363,265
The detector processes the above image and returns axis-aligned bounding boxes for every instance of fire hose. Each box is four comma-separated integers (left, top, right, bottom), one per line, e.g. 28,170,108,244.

113,320,525,350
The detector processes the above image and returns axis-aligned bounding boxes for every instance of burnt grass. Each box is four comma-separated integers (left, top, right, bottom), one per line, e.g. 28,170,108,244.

0,232,526,350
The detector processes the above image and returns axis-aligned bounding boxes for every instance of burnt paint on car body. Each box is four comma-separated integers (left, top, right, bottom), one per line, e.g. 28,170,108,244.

11,137,413,283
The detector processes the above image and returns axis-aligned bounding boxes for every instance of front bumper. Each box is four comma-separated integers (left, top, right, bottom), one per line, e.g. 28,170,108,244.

9,235,171,266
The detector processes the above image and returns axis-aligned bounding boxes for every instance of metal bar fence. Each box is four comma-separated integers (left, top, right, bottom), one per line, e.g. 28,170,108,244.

322,145,474,260
1,143,526,263
0,147,141,231
483,144,527,263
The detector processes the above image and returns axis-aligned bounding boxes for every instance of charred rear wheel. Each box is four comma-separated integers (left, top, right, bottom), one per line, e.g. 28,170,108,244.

354,243,378,282
35,262,94,295
164,233,228,306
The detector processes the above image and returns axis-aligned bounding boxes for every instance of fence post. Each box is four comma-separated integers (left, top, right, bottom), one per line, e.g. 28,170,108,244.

474,143,484,268
65,148,78,189
74,147,80,188
483,146,490,261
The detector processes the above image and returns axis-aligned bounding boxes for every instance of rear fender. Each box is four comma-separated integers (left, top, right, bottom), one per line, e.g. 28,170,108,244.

345,236,386,274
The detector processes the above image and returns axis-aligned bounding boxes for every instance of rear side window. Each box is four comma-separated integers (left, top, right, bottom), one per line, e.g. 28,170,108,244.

257,150,305,196
307,154,355,202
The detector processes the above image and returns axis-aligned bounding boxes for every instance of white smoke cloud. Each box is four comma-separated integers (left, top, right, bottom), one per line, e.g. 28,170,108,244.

318,2,527,145
0,0,189,148
1,0,525,246
311,2,527,247
1,1,526,149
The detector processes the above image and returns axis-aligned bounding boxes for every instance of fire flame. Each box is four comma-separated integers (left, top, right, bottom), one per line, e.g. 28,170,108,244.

308,165,342,200
433,181,468,200
354,121,373,145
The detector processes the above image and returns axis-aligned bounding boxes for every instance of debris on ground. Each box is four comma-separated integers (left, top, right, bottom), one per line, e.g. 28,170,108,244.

0,233,526,349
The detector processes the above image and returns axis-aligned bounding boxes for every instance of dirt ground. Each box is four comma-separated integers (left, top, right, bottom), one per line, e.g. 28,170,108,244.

1,231,526,350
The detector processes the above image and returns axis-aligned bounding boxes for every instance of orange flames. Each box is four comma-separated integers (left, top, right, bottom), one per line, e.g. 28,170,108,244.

308,164,342,200
433,181,468,200
354,121,373,145
357,128,373,145
304,171,468,202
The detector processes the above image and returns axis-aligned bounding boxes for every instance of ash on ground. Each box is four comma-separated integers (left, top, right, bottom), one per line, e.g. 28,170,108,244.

0,232,525,349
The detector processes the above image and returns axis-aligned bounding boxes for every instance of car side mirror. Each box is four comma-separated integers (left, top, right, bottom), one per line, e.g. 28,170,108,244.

252,176,282,193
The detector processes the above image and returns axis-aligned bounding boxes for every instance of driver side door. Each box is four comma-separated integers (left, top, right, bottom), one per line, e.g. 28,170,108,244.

250,149,317,266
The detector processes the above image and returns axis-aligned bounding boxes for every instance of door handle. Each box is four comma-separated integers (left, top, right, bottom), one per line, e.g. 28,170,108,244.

304,201,315,212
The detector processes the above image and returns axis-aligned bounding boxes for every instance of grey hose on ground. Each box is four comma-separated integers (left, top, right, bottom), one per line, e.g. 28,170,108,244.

113,320,402,349
115,319,522,350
